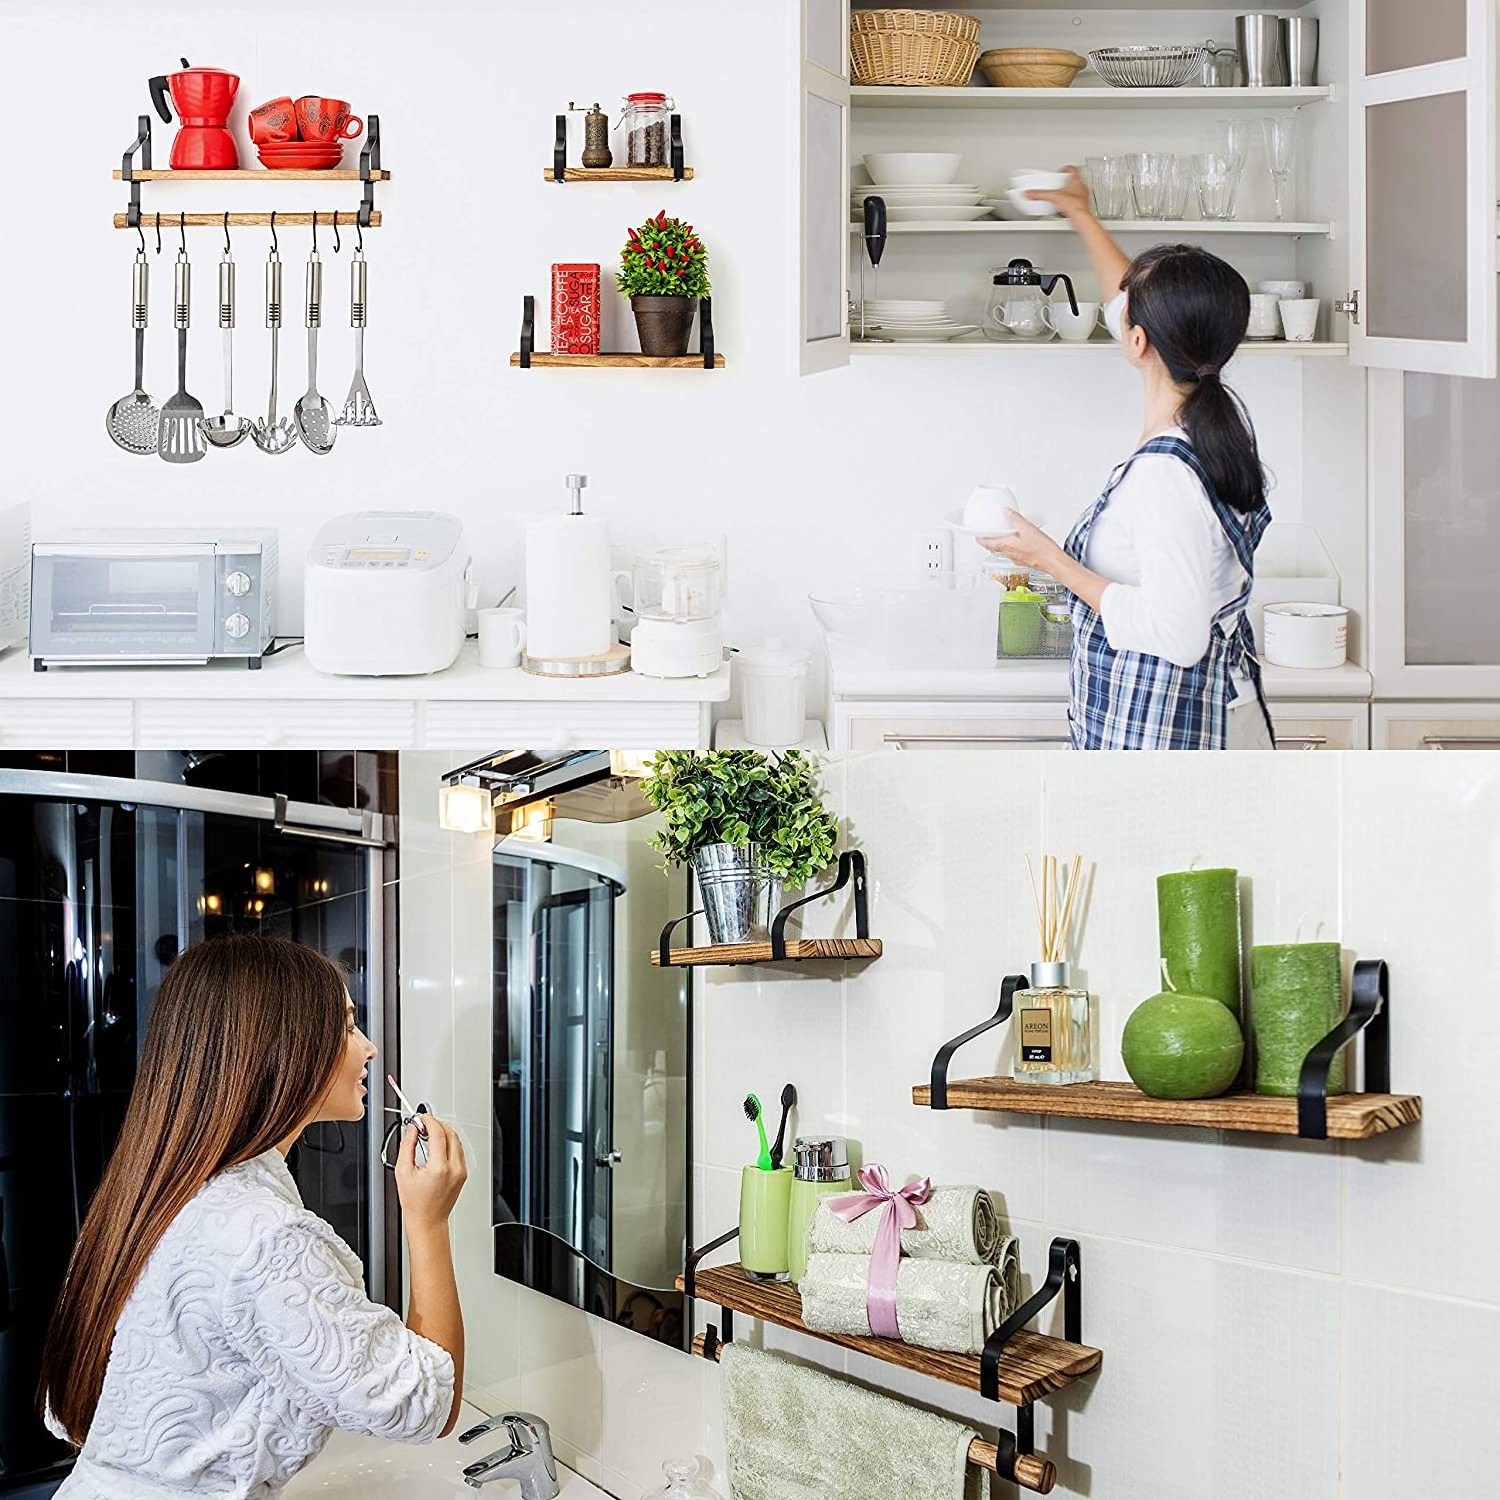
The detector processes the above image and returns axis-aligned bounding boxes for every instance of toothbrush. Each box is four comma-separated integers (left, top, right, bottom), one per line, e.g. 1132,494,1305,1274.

387,1074,429,1138
769,1083,796,1170
743,1093,773,1171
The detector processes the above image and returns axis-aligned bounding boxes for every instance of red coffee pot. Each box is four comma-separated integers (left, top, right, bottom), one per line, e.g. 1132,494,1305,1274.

149,58,240,170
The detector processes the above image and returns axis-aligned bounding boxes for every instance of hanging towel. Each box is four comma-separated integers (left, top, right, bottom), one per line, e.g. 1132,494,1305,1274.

799,1241,1020,1355
807,1185,1002,1265
719,1341,982,1500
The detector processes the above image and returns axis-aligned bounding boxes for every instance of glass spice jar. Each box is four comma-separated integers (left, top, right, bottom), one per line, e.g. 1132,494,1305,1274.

622,92,675,167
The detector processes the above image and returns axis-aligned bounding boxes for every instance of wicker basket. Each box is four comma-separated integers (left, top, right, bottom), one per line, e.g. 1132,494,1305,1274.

978,47,1088,89
850,9,983,88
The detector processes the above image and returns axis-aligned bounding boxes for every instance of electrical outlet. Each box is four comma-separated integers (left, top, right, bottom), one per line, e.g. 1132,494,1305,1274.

915,528,952,576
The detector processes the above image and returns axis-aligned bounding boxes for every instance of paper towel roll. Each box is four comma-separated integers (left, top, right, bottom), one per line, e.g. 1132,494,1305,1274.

525,512,611,659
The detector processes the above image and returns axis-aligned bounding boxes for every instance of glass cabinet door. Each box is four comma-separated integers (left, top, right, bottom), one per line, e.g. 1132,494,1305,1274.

799,0,850,375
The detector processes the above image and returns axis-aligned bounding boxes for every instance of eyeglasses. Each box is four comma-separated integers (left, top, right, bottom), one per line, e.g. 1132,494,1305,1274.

380,1104,430,1171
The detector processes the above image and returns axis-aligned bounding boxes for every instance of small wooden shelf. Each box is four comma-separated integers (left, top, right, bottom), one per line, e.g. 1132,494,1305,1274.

543,165,694,182
509,351,724,369
852,85,1332,110
911,1078,1422,1140
113,168,390,182
676,1261,1101,1408
652,937,882,967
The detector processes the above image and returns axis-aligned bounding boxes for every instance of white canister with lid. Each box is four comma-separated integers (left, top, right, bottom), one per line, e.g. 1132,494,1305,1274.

736,639,812,747
1262,602,1349,670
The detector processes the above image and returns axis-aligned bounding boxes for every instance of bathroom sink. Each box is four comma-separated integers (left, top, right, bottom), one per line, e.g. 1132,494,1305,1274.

283,1401,609,1497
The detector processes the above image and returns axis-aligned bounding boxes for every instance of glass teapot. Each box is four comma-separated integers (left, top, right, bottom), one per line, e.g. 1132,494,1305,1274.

983,258,1080,343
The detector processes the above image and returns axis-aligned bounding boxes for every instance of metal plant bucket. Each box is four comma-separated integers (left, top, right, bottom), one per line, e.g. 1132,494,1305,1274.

692,842,783,945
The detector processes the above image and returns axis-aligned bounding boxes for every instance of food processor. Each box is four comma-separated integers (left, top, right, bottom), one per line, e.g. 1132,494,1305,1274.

626,543,725,678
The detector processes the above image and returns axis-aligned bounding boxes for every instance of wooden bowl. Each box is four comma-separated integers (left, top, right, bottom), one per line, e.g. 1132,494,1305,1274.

979,47,1088,89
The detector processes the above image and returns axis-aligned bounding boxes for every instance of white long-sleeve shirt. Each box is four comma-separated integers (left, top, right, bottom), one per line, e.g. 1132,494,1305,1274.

48,1149,454,1500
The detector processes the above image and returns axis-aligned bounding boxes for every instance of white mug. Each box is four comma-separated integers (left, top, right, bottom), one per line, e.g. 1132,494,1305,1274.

1247,292,1282,340
478,605,526,669
1258,279,1306,299
1050,302,1102,342
1278,297,1321,342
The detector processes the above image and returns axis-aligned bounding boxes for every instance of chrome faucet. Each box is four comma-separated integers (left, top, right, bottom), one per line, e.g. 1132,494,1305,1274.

460,1411,560,1498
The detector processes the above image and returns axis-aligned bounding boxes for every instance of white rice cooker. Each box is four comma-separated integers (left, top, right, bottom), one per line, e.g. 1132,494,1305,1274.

304,511,474,676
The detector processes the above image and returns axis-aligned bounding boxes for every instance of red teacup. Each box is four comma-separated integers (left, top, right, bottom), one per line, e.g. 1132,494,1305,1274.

249,96,299,144
295,96,363,143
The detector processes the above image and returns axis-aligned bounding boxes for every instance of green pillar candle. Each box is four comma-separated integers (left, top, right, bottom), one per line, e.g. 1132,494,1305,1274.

1157,869,1243,1020
1251,943,1346,1097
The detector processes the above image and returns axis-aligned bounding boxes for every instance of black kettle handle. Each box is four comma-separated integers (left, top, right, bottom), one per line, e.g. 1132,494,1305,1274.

149,74,174,124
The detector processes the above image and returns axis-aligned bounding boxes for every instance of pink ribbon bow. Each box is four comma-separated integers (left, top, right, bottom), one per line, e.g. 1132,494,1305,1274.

825,1164,932,1340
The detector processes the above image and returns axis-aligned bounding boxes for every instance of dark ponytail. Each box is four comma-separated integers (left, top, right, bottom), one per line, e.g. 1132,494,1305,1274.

1121,245,1267,514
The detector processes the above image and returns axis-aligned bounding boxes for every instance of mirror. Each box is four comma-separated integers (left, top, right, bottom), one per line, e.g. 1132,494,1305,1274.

488,765,691,1348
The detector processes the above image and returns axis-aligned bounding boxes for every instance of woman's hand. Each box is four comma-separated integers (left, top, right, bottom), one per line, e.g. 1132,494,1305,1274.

1026,165,1093,222
980,512,1067,574
396,1114,467,1234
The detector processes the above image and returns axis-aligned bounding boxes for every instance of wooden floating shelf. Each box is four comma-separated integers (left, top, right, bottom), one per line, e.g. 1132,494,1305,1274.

849,219,1331,236
113,168,390,182
851,85,1333,110
851,340,1349,359
114,211,381,229
543,165,694,182
911,1077,1422,1140
676,1261,1101,1408
652,937,882,967
510,352,724,368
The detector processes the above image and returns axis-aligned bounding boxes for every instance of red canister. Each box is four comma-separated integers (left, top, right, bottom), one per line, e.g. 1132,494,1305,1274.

551,263,601,356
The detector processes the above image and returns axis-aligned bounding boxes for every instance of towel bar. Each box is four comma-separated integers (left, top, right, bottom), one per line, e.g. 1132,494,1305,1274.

690,1332,1057,1494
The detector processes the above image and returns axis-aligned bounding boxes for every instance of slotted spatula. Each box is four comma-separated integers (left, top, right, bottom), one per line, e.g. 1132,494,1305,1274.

158,246,206,463
293,247,335,455
106,247,160,454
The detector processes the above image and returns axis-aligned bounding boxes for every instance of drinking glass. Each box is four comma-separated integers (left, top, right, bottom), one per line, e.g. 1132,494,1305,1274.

1193,152,1245,222
1206,119,1254,217
1262,115,1300,222
1160,155,1194,221
1085,155,1129,220
1131,153,1176,219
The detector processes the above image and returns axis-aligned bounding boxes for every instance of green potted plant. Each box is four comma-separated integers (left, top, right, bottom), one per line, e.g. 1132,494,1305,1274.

640,750,839,944
617,210,711,358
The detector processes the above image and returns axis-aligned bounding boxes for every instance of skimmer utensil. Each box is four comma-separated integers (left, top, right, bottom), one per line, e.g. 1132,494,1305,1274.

107,247,160,454
201,245,250,448
335,248,380,427
293,242,336,455
157,244,206,463
251,243,298,455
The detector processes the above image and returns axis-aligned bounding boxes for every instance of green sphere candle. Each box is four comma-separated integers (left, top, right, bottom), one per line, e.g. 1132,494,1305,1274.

1251,943,1346,1097
1122,992,1245,1100
1157,868,1243,1020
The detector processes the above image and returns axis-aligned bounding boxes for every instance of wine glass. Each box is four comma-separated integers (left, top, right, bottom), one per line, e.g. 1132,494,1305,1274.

1262,115,1300,223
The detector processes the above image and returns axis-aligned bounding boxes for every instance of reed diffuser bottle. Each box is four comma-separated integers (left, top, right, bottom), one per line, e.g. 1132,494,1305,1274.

1013,853,1095,1086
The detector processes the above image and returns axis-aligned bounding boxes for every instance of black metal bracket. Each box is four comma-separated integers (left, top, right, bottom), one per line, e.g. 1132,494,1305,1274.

981,1237,1081,1403
683,1225,741,1355
670,112,685,182
358,114,382,227
769,849,868,960
657,908,706,969
929,973,1028,1110
123,114,153,229
554,113,568,182
700,295,715,368
682,1225,740,1302
519,295,535,368
1297,958,1390,1140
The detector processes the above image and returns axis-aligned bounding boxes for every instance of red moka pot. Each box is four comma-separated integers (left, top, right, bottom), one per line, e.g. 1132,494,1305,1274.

149,59,240,169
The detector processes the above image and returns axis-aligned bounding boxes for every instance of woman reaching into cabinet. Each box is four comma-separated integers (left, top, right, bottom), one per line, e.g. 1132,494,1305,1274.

981,167,1277,751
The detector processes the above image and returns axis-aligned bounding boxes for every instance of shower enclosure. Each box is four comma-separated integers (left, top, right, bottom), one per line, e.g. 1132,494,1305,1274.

0,770,392,1495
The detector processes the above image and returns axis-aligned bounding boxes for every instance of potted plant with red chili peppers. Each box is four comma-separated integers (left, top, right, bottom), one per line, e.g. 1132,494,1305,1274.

617,210,711,357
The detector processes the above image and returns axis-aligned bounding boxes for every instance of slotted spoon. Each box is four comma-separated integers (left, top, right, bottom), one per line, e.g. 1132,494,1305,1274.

106,248,160,454
335,249,381,427
157,247,206,463
293,248,336,455
251,247,298,455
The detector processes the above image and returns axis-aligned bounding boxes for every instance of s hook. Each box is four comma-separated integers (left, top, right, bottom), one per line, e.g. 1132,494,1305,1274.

269,210,279,256
331,210,341,255
154,211,162,254
355,216,364,255
311,210,318,255
222,210,231,258
178,211,186,257
135,220,147,256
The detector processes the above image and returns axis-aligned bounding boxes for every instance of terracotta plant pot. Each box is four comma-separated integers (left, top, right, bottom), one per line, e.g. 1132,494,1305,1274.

631,295,697,357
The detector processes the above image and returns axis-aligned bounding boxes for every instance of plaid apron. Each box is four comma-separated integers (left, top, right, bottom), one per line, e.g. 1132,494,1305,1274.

1064,435,1273,751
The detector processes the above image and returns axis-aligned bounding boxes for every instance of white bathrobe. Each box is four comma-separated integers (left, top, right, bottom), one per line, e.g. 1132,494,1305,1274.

48,1148,454,1499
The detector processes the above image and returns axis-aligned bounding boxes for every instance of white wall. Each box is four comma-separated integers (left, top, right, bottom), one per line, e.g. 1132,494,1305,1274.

405,748,1497,1500
3,0,1368,703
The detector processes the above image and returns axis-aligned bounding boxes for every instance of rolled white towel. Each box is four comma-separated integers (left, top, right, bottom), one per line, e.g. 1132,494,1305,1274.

806,1185,1002,1265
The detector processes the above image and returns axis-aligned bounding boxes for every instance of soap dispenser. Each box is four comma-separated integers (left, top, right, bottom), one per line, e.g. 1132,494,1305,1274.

786,1135,852,1284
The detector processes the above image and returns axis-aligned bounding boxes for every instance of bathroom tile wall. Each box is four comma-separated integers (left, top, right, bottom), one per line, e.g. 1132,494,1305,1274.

401,751,1498,1500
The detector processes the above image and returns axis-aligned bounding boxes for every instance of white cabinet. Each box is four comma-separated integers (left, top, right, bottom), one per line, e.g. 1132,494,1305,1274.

1272,704,1370,750
800,0,851,374
1373,703,1500,749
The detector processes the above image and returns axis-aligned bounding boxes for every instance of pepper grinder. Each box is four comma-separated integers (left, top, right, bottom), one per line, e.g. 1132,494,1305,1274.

572,101,613,168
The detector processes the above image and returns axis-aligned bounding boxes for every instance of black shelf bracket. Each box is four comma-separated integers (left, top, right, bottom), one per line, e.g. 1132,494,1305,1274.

519,295,535,368
683,1225,740,1354
554,114,568,181
358,113,382,227
1297,958,1391,1140
657,907,706,969
514,292,720,367
122,114,153,228
670,113,685,182
929,972,1029,1110
769,849,869,960
700,295,715,368
982,1236,1082,1403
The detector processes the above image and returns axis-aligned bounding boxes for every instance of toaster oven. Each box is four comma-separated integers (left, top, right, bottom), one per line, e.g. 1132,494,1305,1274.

29,529,278,669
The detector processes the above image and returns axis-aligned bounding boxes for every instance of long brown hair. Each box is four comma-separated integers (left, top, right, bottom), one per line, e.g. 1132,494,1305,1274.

39,934,350,1443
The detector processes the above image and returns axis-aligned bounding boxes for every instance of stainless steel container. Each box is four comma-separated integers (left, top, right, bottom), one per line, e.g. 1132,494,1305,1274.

692,842,784,945
1283,17,1319,85
1236,14,1289,86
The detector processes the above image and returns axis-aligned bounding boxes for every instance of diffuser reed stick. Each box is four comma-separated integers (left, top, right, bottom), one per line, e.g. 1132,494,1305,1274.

1030,852,1084,963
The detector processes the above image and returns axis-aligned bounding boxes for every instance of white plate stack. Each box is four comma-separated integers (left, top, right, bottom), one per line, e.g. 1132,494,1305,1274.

854,299,979,342
852,151,988,226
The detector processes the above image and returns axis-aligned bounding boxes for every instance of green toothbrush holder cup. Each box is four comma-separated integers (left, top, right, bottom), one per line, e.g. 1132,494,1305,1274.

739,1166,793,1281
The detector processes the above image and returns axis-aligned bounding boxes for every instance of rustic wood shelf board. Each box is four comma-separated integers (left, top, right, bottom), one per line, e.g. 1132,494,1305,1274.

911,1078,1422,1139
114,168,390,181
509,352,725,368
652,938,883,967
542,165,695,181
677,1262,1100,1407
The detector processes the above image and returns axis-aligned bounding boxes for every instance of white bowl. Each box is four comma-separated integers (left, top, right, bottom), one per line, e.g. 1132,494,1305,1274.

1007,187,1060,218
963,484,1018,533
863,151,964,186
